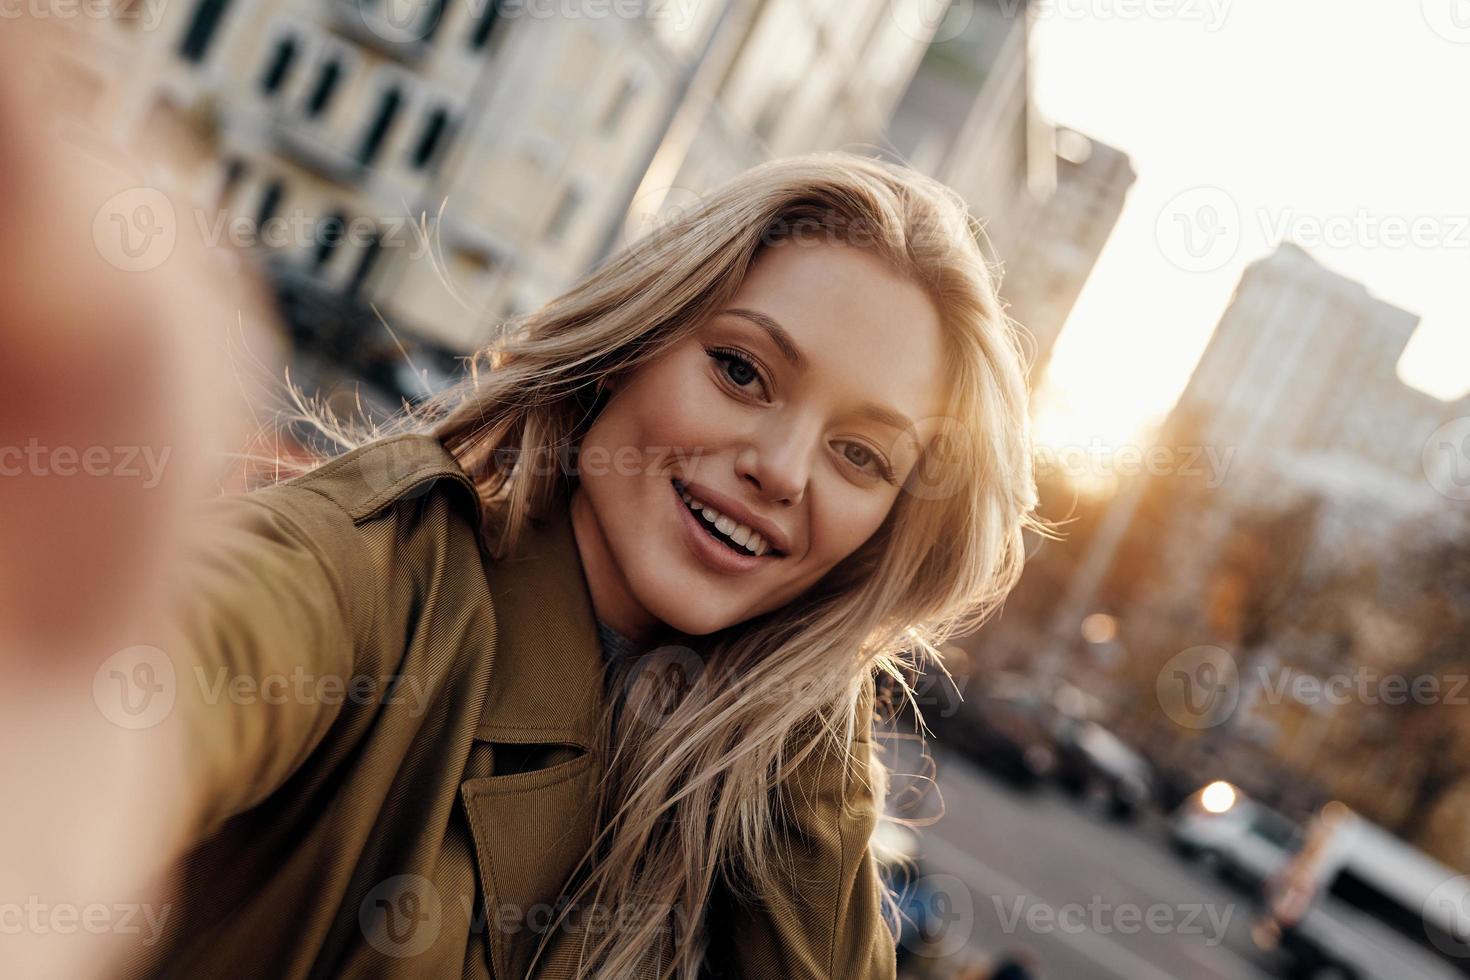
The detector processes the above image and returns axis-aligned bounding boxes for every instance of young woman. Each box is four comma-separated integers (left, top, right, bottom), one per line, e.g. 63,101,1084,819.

1,32,1039,973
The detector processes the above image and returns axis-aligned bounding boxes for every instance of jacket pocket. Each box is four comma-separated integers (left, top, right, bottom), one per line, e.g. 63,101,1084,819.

460,746,599,980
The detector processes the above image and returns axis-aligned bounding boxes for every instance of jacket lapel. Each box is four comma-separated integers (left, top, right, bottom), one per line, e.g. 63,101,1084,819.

460,485,610,979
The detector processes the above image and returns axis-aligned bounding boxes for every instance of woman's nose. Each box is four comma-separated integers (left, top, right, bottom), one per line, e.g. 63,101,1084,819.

734,423,815,506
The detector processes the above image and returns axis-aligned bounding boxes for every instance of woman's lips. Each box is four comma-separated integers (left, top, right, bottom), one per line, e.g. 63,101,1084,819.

671,478,777,575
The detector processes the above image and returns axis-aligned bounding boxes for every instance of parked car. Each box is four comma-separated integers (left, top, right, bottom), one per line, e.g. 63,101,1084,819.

1169,780,1303,892
1255,802,1470,979
932,673,1058,790
1051,717,1154,820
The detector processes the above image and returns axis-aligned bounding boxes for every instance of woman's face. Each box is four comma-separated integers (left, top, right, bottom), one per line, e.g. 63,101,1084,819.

569,240,950,641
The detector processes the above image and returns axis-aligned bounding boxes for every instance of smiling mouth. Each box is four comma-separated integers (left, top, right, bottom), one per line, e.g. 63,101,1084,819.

672,478,783,558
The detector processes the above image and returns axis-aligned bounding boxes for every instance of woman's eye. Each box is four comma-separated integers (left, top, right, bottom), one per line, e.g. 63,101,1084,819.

842,443,894,482
709,348,767,397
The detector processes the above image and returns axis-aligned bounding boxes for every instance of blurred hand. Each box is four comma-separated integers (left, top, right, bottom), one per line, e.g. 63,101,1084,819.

0,18,286,977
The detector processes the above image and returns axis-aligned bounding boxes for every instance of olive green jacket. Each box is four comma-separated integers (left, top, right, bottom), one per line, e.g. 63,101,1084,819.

114,433,897,979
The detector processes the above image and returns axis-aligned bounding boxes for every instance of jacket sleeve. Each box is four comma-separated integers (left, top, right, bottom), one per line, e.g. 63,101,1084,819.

136,482,381,845
706,681,899,979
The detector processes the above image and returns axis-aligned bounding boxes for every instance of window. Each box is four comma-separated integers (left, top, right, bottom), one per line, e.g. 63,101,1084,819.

217,157,248,210
543,185,583,243
410,108,452,169
599,74,638,134
179,0,233,64
415,0,447,41
255,178,285,233
348,232,383,296
259,36,297,95
313,212,349,270
469,0,504,50
304,58,342,118
358,87,403,167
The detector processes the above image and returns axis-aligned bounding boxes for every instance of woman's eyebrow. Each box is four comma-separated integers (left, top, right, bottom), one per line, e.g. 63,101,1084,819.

718,308,807,371
716,307,917,435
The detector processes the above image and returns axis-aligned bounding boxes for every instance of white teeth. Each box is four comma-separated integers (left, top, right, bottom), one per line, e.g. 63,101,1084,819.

677,483,772,557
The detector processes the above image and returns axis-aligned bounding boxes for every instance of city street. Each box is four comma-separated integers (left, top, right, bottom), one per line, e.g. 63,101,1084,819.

901,746,1282,980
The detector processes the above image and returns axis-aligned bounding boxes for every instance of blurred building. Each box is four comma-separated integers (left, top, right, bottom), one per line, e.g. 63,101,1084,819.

885,0,1050,259
1172,241,1457,485
884,1,1134,384
605,0,944,257
99,0,730,364
1001,128,1135,384
82,0,944,404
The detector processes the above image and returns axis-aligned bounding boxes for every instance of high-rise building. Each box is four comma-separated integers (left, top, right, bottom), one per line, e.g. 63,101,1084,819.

883,3,1132,384
1001,128,1135,384
1171,242,1451,483
885,0,1052,260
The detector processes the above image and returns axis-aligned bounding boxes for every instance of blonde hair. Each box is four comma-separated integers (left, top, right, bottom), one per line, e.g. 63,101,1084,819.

289,151,1041,977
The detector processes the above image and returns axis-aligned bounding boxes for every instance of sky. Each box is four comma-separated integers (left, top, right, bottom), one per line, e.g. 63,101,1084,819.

1022,0,1470,453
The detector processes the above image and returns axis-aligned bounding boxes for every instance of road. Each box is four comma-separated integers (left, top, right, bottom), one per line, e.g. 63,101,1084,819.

890,745,1284,980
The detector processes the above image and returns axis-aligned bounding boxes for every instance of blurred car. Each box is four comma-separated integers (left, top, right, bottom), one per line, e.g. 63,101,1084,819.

935,673,1058,789
1169,780,1303,891
1255,803,1470,979
1051,717,1154,820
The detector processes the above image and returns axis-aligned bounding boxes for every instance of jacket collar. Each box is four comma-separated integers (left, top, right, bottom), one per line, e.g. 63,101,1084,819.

476,483,608,751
